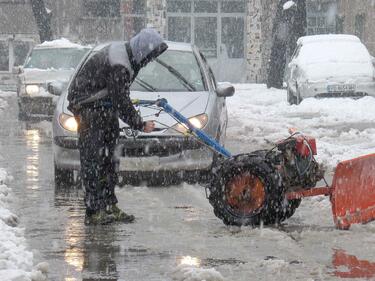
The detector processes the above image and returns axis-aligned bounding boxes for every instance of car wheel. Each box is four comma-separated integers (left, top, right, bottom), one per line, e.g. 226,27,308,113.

287,88,297,105
54,165,75,188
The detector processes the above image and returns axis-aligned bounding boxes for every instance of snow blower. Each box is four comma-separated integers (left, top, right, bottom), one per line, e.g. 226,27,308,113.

133,99,375,230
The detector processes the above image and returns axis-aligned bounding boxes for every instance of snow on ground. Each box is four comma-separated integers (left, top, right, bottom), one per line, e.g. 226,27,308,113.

0,169,48,281
0,96,47,281
227,84,375,172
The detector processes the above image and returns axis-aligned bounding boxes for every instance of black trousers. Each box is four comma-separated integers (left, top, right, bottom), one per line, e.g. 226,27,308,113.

77,108,119,214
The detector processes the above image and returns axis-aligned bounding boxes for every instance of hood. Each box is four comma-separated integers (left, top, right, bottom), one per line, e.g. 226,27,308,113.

302,61,374,82
121,91,210,131
129,28,168,71
22,68,74,85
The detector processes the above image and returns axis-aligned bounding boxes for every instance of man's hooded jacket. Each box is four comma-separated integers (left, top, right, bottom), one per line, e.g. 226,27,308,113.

68,29,168,130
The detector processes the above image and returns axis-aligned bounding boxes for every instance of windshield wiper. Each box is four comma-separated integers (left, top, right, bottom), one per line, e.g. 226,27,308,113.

134,77,157,92
155,58,196,92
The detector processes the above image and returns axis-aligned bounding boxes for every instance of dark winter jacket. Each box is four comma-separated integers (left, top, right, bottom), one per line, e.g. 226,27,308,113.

67,28,168,130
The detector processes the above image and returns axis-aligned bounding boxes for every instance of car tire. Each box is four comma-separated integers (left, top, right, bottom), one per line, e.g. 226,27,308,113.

54,165,75,188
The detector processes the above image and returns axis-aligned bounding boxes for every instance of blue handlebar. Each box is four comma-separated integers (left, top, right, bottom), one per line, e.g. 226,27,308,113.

135,98,232,158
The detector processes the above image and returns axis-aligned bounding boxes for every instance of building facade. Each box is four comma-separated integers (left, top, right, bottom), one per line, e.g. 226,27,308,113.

0,0,372,88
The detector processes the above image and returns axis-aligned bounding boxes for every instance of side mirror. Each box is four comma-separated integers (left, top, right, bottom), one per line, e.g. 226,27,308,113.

12,66,23,75
47,81,63,96
216,82,235,97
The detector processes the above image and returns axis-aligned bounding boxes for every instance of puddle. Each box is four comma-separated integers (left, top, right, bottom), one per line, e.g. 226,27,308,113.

333,249,375,279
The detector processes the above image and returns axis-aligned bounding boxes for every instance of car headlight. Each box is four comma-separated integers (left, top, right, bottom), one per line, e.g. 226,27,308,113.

169,114,208,134
59,113,78,132
25,85,40,96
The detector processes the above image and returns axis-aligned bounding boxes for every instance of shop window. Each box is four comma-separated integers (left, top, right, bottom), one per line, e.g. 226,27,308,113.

167,0,191,13
194,1,217,13
168,17,191,42
221,17,244,58
83,0,120,17
195,17,217,58
221,1,245,13
0,41,9,71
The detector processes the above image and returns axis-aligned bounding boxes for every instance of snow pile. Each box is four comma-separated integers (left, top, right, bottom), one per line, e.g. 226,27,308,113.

38,38,86,49
170,264,225,281
283,1,296,10
227,84,375,170
0,169,48,281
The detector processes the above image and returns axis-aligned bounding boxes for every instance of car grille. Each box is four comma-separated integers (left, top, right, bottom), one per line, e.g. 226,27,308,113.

316,92,368,98
119,136,203,157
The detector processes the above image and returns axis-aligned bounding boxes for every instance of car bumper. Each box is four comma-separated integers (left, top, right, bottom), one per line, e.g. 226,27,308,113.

19,96,55,118
53,136,214,172
299,81,375,99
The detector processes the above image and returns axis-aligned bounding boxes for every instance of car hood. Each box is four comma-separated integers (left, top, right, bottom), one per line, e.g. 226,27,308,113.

21,68,74,85
302,62,374,82
63,91,210,130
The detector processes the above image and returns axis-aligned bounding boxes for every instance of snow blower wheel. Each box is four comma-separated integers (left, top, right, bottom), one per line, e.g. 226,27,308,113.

208,154,287,226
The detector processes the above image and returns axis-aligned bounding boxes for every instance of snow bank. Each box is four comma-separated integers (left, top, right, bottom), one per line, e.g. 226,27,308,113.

227,84,375,170
0,169,48,281
38,38,86,49
171,264,224,281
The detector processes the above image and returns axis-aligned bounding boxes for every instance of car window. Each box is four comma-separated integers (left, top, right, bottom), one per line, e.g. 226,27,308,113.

198,50,216,90
130,50,206,92
24,48,90,70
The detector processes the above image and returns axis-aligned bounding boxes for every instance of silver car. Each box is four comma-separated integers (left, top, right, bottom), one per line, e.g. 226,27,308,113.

52,42,234,186
285,34,375,105
16,39,91,120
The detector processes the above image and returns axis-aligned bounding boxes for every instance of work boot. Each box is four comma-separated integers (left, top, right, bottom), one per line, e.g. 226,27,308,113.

109,205,135,223
84,209,115,225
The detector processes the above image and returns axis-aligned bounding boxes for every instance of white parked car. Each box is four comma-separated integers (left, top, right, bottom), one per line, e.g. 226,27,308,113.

285,34,375,104
16,38,91,120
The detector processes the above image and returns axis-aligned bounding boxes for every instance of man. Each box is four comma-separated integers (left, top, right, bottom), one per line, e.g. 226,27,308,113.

67,29,168,225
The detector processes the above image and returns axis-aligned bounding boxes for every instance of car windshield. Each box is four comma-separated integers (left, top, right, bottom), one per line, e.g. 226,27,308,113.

130,50,206,92
24,48,89,70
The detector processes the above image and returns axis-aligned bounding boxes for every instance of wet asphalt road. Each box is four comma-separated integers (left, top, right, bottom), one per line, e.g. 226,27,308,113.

0,95,246,281
3,94,375,281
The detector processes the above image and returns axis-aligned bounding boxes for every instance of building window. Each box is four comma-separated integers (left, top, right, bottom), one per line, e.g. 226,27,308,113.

355,14,366,41
123,0,147,39
166,0,246,59
306,1,337,35
167,17,191,42
83,0,120,18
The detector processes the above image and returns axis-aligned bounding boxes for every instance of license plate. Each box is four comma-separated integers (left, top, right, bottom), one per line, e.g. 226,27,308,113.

119,156,159,171
327,84,356,93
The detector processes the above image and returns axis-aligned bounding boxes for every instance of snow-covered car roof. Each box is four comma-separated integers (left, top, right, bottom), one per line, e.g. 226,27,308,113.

297,34,361,45
35,38,90,49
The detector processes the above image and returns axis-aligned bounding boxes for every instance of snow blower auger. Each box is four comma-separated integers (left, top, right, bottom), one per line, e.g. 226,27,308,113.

133,99,375,230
